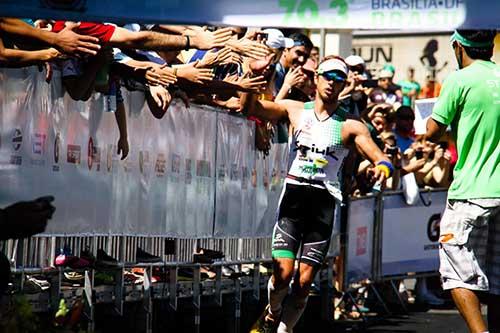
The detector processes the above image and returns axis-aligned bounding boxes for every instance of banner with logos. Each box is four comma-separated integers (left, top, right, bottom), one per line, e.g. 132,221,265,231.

5,0,497,30
380,190,447,276
346,197,376,284
0,67,282,237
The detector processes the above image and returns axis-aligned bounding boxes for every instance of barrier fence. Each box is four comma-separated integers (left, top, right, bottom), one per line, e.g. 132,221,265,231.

345,188,446,289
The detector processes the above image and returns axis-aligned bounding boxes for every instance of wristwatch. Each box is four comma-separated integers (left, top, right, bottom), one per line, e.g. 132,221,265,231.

184,35,190,51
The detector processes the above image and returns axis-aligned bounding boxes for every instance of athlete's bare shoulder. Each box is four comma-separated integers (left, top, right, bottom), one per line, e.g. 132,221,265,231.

276,99,305,127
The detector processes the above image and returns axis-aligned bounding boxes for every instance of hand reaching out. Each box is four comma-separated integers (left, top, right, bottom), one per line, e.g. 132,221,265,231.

177,61,214,84
117,136,129,160
145,64,177,86
55,22,101,56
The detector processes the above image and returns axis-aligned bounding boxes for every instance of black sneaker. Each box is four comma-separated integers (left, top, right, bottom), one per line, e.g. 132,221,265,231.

250,305,278,333
96,249,119,268
136,247,162,263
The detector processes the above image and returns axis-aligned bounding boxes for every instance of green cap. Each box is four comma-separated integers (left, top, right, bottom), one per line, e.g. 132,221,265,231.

450,31,494,48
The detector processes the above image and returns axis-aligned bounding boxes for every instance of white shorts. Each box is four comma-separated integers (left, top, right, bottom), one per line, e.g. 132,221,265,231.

439,199,500,294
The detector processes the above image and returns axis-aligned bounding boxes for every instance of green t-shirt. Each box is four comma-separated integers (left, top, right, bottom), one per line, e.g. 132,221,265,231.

432,60,500,200
398,80,421,106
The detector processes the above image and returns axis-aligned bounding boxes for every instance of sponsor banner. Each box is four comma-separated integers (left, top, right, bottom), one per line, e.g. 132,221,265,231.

346,197,376,284
0,0,479,30
0,67,280,237
381,190,446,276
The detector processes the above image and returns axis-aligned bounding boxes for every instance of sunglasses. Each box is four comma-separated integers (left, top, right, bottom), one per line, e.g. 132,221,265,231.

320,71,346,82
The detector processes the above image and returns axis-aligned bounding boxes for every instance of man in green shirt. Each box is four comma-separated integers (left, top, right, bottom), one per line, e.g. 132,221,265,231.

426,29,500,333
398,67,421,107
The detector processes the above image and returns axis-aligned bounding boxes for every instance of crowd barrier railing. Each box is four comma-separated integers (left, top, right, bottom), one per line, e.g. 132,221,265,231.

344,188,447,290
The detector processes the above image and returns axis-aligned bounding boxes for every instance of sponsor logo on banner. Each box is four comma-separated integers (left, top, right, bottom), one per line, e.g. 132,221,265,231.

10,128,23,165
139,150,150,175
67,144,81,164
196,160,211,178
171,153,180,174
218,163,226,181
424,213,441,250
155,153,166,176
230,163,239,181
356,226,368,256
94,146,101,171
53,133,61,171
31,132,47,166
10,155,22,165
87,137,94,170
54,133,60,164
32,132,46,155
185,158,192,184
12,128,22,151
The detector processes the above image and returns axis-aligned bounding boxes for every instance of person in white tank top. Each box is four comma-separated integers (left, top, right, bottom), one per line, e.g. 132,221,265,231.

243,56,394,333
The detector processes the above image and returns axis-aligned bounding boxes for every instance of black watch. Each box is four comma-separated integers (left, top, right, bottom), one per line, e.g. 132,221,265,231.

184,35,190,51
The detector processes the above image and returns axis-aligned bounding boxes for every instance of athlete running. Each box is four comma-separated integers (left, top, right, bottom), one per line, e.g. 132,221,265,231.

243,56,394,333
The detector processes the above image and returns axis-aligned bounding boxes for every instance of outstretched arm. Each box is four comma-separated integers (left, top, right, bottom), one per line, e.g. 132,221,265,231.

0,19,100,55
239,92,289,122
343,119,391,185
0,37,60,66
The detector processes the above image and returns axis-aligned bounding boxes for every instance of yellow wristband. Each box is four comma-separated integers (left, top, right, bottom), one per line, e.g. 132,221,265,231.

375,164,390,178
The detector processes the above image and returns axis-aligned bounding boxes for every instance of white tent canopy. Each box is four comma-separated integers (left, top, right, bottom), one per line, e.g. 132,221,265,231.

0,0,498,30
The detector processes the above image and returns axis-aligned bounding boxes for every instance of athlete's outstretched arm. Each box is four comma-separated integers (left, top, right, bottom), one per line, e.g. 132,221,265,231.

343,119,390,184
239,92,289,122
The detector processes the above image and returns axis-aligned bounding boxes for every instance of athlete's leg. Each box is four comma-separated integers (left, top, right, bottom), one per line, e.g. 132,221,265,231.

277,186,335,333
268,257,295,320
266,183,305,323
277,262,318,333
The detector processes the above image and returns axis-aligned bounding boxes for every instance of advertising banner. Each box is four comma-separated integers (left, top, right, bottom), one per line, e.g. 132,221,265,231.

381,190,446,276
0,0,480,30
346,197,376,284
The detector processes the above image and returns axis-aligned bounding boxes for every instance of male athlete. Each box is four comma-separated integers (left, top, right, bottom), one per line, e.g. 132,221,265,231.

426,29,500,333
243,56,394,333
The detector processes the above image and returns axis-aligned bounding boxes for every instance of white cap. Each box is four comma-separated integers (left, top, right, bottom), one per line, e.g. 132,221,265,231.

378,69,394,79
263,29,294,49
317,58,349,77
345,55,365,67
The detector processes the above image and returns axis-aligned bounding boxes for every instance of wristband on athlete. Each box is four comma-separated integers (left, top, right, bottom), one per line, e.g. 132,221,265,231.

375,160,394,178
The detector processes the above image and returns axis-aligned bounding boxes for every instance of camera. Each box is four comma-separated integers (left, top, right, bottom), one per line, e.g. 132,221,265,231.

415,150,424,159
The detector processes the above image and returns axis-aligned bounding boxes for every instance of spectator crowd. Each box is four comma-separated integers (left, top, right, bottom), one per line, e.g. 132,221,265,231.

0,18,454,197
